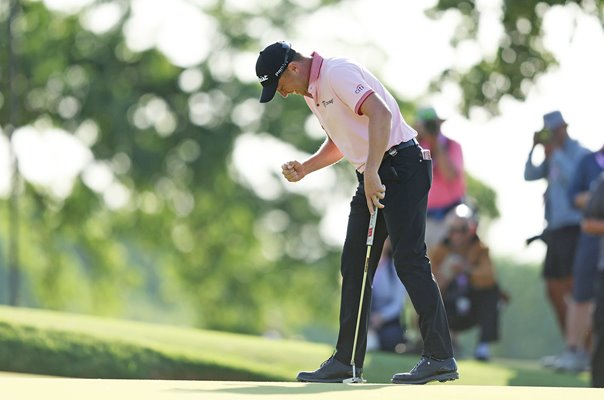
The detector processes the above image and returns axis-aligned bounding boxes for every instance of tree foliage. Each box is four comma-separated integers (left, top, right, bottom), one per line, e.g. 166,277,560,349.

0,0,348,334
431,0,604,115
0,0,500,337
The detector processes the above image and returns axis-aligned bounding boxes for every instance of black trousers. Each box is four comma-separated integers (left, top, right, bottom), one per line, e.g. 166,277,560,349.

334,145,453,367
445,284,500,343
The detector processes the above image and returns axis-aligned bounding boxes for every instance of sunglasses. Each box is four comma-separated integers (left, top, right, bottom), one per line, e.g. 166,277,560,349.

449,225,469,234
274,42,292,79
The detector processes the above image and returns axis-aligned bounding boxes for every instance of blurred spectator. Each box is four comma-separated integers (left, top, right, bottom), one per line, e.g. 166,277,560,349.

581,171,604,387
524,111,590,345
430,204,506,361
367,238,409,353
548,145,604,372
416,107,466,249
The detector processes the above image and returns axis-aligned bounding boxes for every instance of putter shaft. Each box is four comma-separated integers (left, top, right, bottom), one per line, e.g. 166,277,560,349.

349,209,378,381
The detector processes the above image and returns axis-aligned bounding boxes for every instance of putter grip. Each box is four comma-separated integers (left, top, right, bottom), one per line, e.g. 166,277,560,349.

366,209,378,246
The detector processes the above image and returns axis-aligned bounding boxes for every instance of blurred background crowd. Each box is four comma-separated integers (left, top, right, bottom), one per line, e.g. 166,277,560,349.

365,107,603,388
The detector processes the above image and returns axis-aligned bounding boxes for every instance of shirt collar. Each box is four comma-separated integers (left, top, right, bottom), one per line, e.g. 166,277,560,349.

308,51,324,100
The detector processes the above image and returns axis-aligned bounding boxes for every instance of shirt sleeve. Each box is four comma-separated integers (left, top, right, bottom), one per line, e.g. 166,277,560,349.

468,243,496,288
327,63,374,115
568,154,590,207
585,173,604,219
524,149,547,181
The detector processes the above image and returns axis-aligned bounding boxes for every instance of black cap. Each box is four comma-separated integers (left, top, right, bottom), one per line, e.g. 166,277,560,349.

256,41,294,103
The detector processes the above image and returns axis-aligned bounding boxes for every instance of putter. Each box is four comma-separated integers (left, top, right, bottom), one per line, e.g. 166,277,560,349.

343,207,378,384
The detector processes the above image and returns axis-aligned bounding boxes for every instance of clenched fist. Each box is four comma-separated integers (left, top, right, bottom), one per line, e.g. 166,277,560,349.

281,161,307,182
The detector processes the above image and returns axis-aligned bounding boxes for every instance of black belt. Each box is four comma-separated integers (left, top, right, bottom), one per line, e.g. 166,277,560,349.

385,138,419,158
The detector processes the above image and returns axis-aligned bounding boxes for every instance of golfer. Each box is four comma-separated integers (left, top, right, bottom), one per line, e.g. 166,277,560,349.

255,41,458,384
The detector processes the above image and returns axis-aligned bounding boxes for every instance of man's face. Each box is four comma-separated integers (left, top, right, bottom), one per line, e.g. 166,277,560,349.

276,64,307,98
552,126,567,142
448,218,472,247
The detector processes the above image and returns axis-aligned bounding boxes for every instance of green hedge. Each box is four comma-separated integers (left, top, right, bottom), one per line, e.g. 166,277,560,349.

0,321,276,380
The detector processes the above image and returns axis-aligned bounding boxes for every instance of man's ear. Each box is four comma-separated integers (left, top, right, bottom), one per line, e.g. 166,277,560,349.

287,61,299,73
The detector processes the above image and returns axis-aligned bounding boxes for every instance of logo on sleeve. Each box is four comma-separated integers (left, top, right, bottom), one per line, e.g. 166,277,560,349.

354,84,365,94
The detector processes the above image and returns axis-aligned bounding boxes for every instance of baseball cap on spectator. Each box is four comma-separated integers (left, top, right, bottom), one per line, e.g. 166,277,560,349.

256,41,295,103
416,106,444,123
542,111,567,131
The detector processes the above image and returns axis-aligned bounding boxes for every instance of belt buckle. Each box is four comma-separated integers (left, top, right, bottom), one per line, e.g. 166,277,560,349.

388,146,398,157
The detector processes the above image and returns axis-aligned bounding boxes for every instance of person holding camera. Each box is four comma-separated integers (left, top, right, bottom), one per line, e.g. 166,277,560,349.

415,107,466,250
430,204,505,361
524,110,590,362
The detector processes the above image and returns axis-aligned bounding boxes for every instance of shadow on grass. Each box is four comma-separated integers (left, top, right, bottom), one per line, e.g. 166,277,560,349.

501,360,589,387
169,382,389,396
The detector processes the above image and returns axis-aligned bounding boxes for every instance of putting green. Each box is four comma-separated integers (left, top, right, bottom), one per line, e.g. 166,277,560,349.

2,378,602,400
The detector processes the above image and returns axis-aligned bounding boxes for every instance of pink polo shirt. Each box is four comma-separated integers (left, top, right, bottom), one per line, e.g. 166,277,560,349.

304,52,417,172
419,135,465,209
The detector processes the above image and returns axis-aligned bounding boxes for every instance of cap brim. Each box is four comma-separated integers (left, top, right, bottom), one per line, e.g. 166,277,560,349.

259,80,278,103
419,118,445,124
543,122,567,131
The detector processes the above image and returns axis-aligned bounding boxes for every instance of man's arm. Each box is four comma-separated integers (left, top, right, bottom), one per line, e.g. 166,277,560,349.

359,93,391,214
524,147,547,181
468,245,496,288
582,174,604,234
281,137,343,182
582,219,604,235
568,155,591,210
574,192,591,210
434,138,462,181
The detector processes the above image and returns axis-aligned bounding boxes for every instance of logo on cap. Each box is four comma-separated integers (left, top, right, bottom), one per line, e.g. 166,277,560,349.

258,75,269,83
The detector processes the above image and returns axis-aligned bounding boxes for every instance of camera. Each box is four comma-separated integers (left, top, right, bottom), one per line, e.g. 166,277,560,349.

534,129,552,144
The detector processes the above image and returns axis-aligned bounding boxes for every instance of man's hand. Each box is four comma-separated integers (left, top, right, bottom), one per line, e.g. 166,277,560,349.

281,161,306,182
364,170,386,213
532,131,544,148
369,313,384,329
451,260,467,274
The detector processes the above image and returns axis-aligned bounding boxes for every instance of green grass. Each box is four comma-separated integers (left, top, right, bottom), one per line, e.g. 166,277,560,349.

0,305,590,386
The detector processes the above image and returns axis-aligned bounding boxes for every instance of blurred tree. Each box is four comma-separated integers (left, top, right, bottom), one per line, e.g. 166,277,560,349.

431,0,604,115
0,0,499,337
466,172,500,221
0,0,346,335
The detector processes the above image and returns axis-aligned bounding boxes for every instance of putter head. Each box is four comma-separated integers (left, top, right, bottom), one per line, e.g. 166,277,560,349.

342,376,366,384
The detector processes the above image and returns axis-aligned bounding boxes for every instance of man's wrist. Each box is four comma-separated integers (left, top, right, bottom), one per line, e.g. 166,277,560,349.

301,160,313,174
364,163,380,174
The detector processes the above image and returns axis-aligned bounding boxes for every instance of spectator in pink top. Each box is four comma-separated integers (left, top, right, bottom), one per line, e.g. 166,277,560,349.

416,107,466,249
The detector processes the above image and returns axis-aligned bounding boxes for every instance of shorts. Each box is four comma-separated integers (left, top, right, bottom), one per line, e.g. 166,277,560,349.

571,233,601,302
543,225,581,279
